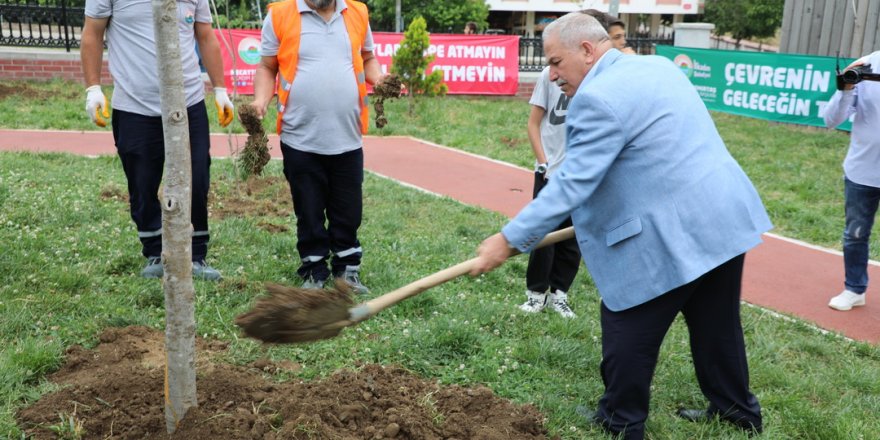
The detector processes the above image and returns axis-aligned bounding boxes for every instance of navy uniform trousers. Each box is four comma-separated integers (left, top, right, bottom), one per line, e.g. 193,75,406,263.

280,143,364,282
595,254,763,439
111,102,212,261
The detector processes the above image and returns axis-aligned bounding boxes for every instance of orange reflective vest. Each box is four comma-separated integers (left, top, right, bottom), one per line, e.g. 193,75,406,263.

268,0,370,135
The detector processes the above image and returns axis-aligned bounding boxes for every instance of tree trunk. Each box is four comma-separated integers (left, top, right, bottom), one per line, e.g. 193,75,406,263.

151,0,197,433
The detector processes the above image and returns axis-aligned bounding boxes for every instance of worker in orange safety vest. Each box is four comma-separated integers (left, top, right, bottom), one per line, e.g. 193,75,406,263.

251,0,388,294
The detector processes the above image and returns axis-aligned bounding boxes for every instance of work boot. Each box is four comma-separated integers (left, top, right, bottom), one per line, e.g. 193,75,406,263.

519,290,547,313
336,265,369,295
141,256,163,279
301,276,325,290
193,260,222,281
548,290,576,318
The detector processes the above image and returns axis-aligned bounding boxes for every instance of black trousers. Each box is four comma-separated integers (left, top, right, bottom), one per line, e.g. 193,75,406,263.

111,103,212,261
595,254,762,439
280,144,364,282
525,171,580,293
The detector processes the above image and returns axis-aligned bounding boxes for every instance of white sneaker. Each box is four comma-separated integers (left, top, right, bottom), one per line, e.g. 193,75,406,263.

828,290,866,311
548,290,576,318
519,290,547,313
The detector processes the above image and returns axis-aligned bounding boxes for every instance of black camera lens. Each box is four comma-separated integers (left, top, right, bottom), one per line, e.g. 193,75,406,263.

842,65,873,84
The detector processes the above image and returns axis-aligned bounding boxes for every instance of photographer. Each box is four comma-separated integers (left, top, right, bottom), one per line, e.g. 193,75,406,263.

824,51,880,311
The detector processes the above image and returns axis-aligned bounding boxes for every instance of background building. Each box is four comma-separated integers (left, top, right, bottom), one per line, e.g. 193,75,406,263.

779,0,880,58
484,0,703,37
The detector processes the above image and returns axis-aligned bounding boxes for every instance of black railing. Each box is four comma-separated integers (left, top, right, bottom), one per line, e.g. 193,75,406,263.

627,36,674,55
519,37,545,72
0,0,83,51
518,35,673,71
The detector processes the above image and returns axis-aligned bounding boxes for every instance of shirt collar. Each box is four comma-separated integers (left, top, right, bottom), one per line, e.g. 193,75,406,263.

296,0,346,15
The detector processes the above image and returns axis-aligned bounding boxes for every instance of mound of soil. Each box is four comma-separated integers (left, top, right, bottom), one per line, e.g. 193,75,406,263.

17,326,553,440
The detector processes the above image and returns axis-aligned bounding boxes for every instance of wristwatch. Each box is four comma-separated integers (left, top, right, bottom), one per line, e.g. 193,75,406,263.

536,163,548,174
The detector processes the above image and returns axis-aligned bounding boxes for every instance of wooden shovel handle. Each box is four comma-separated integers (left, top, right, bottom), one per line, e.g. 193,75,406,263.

348,226,576,322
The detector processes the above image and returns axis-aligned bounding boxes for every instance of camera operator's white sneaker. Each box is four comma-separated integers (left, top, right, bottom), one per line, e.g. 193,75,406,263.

549,290,576,319
828,290,866,311
519,290,547,313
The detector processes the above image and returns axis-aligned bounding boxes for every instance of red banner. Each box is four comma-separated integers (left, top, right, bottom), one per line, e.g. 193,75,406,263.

373,32,520,95
214,29,263,94
214,30,520,96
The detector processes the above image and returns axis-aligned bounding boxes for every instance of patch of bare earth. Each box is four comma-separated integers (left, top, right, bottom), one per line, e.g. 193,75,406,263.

0,82,77,100
209,176,292,228
18,326,554,439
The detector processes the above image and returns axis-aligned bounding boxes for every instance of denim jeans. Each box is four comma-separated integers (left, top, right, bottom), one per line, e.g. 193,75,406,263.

843,177,880,294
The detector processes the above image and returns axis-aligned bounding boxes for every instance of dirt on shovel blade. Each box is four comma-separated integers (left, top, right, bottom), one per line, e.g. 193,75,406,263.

235,282,355,344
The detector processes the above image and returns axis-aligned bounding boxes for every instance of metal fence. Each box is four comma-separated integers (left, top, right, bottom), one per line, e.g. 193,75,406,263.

519,35,674,71
1,3,674,68
0,0,83,51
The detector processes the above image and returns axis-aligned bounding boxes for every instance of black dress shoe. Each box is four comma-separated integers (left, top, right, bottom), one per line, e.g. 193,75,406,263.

575,405,603,425
677,408,763,436
576,406,645,439
677,408,710,422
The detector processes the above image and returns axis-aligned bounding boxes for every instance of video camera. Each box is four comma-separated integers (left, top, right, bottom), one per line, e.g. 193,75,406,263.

836,59,880,90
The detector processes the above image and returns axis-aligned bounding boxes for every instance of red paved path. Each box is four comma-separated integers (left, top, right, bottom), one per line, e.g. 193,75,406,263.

2,129,877,344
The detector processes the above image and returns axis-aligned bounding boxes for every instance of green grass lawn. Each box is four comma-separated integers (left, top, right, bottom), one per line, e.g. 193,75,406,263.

1,80,879,439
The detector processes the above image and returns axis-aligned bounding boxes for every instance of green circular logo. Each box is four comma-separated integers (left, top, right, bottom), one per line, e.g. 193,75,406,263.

238,37,261,65
674,54,694,77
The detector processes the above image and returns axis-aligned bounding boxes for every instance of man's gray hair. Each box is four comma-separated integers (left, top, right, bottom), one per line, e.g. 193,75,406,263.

543,12,609,48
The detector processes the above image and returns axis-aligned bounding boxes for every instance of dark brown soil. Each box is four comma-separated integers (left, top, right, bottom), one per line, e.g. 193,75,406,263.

17,326,553,440
372,74,403,129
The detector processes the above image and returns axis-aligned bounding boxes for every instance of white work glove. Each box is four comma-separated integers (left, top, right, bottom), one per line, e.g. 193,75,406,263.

214,87,234,127
85,85,110,127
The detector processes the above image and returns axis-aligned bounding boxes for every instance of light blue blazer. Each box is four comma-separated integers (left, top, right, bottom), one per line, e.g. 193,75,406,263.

502,49,773,311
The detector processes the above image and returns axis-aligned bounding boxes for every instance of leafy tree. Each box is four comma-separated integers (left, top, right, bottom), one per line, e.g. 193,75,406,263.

364,0,489,33
391,15,447,114
704,0,784,48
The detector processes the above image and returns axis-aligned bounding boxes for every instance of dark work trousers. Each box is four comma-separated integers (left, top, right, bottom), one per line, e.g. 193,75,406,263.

595,254,762,440
280,144,364,282
111,103,212,261
525,171,581,293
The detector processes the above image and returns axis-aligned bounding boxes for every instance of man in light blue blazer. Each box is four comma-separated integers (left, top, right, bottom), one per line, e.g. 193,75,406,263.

471,12,771,440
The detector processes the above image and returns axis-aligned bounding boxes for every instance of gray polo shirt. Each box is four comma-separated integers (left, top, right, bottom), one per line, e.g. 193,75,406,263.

261,0,374,155
85,0,211,116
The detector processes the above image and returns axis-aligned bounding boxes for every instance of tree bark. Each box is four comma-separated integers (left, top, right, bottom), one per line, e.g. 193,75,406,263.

151,0,197,433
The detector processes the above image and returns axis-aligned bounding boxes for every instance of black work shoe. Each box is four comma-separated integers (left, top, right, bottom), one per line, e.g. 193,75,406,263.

335,265,369,295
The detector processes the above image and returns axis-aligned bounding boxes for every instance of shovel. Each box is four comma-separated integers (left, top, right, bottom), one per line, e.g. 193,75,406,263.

235,226,576,343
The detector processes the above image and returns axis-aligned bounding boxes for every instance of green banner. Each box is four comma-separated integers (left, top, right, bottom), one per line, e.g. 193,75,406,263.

656,46,854,131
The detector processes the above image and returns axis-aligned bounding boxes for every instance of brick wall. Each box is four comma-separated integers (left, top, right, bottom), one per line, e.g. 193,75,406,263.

0,50,112,84
516,81,535,99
